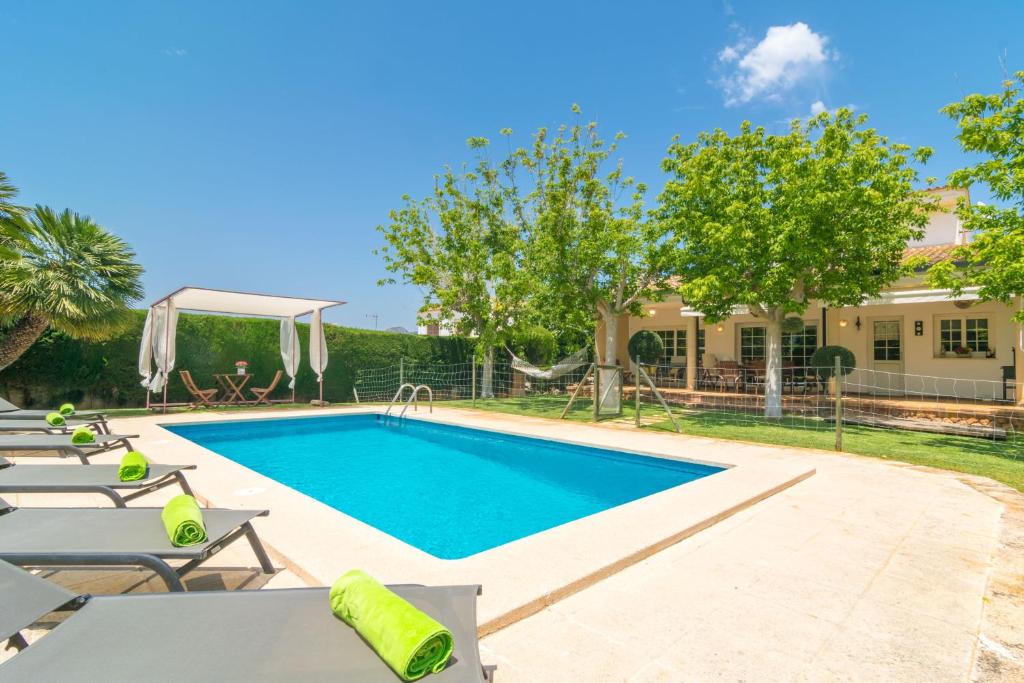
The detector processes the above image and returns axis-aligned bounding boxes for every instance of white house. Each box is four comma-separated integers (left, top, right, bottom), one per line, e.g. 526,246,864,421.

602,188,1022,404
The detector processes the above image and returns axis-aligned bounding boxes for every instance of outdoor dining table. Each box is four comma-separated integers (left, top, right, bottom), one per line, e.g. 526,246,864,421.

213,373,253,405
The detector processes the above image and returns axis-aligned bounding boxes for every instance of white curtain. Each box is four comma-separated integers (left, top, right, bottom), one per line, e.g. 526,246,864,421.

280,316,300,390
138,307,154,388
309,308,328,383
142,301,178,393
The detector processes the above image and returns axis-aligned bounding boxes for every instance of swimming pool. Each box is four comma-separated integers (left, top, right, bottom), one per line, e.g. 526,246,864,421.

165,414,724,559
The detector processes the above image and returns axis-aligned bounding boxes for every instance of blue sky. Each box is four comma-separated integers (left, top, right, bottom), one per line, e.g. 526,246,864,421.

2,1,1021,329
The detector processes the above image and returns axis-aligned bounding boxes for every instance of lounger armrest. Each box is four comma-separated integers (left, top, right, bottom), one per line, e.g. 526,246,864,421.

0,552,184,591
0,484,126,507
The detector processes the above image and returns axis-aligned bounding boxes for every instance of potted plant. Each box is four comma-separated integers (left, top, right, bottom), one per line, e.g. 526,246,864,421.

953,345,971,357
235,360,249,375
985,347,997,359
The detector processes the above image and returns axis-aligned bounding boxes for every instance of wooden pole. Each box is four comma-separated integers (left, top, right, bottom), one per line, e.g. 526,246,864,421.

561,364,593,419
471,360,476,407
593,364,601,422
635,356,641,426
834,356,843,451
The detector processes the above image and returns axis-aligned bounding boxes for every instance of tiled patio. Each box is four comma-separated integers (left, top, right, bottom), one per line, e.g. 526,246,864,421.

3,407,1022,681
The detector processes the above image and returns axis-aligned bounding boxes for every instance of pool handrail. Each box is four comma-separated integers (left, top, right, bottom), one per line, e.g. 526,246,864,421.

384,383,417,416
398,384,433,418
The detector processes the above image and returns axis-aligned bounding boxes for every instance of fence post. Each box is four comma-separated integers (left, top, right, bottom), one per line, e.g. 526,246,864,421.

471,360,476,407
635,355,641,426
834,356,843,451
593,365,601,422
399,357,404,387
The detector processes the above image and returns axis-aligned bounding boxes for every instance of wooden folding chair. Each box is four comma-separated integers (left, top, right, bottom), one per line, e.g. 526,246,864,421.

179,370,219,409
249,370,283,405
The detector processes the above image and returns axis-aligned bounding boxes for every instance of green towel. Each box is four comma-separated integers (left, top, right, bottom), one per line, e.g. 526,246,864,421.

330,569,454,681
161,495,208,547
118,451,149,482
58,403,75,416
45,412,66,427
70,426,94,444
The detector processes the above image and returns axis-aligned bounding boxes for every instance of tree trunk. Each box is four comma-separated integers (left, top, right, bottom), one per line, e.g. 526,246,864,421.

0,314,49,372
764,314,783,419
603,311,619,367
481,346,495,399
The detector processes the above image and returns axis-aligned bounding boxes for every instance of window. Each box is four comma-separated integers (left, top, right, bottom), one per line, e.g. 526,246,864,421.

783,323,818,367
653,329,686,363
939,319,961,353
739,323,818,365
936,316,990,355
873,320,901,361
739,326,766,363
650,329,704,365
966,318,989,352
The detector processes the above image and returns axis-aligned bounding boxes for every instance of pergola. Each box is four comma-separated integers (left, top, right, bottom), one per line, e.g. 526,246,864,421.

138,287,345,411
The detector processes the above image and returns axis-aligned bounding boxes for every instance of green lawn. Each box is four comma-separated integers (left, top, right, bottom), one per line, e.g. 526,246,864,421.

446,396,1024,492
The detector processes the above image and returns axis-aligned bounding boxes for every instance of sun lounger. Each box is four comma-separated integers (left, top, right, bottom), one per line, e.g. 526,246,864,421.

0,432,136,464
0,397,109,432
0,457,195,507
0,417,103,434
0,497,274,591
0,560,494,682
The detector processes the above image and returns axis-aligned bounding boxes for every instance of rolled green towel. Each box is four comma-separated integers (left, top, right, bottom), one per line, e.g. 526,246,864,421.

330,569,454,681
118,451,149,482
58,403,75,416
161,494,208,547
70,426,95,445
45,412,66,427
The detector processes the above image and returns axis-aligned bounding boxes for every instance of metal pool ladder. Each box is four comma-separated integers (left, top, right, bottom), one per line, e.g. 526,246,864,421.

384,383,433,418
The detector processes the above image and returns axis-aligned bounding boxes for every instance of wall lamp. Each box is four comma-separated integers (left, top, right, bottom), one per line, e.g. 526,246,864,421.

839,316,862,331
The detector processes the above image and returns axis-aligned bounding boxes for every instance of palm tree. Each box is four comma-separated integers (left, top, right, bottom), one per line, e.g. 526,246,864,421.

0,171,29,260
0,206,144,370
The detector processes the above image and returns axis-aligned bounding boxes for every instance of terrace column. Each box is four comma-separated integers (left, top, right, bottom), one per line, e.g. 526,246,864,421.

1017,297,1024,405
686,315,698,390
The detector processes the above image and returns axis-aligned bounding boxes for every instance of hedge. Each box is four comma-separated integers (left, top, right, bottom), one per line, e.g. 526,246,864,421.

0,310,475,409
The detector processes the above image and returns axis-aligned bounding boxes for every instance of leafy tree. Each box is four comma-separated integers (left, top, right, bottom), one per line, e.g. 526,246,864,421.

377,136,532,397
927,71,1024,320
659,110,932,417
627,330,664,365
0,206,144,371
521,108,673,368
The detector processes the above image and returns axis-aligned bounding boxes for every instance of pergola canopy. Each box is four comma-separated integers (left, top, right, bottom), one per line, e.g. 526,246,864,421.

140,287,345,405
154,286,344,318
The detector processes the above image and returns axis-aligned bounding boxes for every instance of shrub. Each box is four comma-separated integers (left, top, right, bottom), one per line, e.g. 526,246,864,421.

810,345,856,380
627,330,664,365
0,309,474,408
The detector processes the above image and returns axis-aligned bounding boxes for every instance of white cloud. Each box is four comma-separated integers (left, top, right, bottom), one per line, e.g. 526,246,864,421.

717,22,831,106
808,100,857,117
164,47,188,57
718,45,740,62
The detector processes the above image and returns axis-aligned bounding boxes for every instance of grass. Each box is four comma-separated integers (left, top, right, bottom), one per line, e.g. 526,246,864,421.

446,396,1024,492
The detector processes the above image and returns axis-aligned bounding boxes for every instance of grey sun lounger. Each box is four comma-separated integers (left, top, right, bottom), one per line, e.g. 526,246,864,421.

0,418,104,434
0,397,109,431
0,457,196,507
0,560,494,682
0,432,136,464
0,497,274,591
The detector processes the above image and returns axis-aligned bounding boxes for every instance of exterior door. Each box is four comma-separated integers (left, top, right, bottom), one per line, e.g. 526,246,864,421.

871,319,904,395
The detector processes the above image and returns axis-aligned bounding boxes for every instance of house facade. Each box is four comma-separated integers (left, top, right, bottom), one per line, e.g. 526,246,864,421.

600,188,1023,404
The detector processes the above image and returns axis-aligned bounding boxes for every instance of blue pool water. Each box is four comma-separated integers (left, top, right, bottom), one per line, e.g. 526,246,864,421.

165,414,723,559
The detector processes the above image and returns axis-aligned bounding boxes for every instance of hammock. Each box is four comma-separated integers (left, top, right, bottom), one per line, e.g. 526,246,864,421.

508,347,589,380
